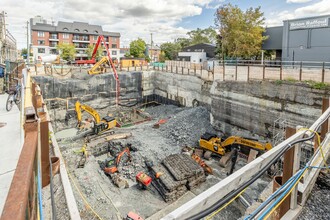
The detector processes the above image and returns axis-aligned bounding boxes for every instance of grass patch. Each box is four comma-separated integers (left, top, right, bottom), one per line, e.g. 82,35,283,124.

304,80,329,90
275,80,283,85
284,77,298,83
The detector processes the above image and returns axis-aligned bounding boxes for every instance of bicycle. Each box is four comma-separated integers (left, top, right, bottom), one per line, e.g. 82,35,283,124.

6,79,21,111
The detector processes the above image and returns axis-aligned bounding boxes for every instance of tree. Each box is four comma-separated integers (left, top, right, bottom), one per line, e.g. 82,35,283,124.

187,27,217,45
176,38,191,49
57,43,76,61
159,51,166,62
86,44,103,60
21,48,28,59
160,42,181,60
129,38,146,58
215,4,267,59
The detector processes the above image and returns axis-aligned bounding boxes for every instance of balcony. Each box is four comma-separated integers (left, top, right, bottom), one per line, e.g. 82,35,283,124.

49,34,59,41
72,36,89,43
75,53,88,57
49,38,59,41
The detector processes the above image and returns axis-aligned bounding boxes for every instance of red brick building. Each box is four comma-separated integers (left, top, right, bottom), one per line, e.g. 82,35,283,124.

30,16,120,62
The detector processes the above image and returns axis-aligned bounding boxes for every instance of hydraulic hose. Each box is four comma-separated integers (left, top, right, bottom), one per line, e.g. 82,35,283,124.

188,115,328,220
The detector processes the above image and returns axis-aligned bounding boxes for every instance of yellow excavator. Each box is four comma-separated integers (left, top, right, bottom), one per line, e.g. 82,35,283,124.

88,56,108,75
199,132,272,156
75,101,118,134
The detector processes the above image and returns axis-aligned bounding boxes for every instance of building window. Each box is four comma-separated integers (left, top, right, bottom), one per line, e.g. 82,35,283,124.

50,33,58,39
50,49,57,55
38,48,45,53
94,30,98,34
38,40,45,45
112,51,117,55
112,44,117,48
63,28,68,31
83,30,88,33
93,35,98,40
50,42,57,47
74,29,79,32
38,31,44,37
112,37,117,41
63,33,69,39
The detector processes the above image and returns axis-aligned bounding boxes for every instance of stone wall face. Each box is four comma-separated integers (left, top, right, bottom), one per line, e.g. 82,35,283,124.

210,81,326,138
33,72,142,101
34,71,329,139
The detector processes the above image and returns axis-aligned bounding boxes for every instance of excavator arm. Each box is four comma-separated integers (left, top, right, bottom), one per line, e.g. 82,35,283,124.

75,101,101,125
88,56,109,75
221,136,272,151
199,133,272,156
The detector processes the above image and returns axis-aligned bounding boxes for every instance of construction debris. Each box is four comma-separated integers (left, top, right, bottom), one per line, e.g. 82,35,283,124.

149,154,206,202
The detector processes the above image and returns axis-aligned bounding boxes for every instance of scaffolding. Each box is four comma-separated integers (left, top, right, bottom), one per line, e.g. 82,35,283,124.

271,117,314,176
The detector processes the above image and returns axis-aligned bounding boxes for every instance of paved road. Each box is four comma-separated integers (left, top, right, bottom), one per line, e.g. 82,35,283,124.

0,93,23,215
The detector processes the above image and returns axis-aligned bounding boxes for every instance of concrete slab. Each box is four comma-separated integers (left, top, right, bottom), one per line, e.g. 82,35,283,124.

0,94,23,215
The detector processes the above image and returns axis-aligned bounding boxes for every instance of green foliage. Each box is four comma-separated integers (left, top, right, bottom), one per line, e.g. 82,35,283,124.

215,4,267,59
159,27,217,61
86,44,103,60
159,51,166,62
284,77,298,83
275,80,283,85
129,38,146,58
21,48,28,55
187,27,217,45
124,52,131,58
304,80,329,90
57,43,76,61
160,42,181,60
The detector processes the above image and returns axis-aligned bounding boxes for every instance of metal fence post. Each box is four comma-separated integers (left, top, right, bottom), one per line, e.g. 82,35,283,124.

280,63,283,80
262,63,265,80
322,62,325,83
299,61,302,81
247,65,250,82
235,61,238,81
182,67,184,74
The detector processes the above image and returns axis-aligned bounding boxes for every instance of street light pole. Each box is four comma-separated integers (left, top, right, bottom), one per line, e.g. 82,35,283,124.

27,20,29,65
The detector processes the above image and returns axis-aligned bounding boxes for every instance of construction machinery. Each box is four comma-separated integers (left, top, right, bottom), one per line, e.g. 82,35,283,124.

199,132,272,156
87,56,108,75
101,147,131,174
125,211,144,220
136,172,152,189
75,101,118,135
76,35,120,105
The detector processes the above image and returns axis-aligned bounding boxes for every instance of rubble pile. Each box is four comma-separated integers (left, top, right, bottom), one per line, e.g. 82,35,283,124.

160,106,216,146
151,154,206,202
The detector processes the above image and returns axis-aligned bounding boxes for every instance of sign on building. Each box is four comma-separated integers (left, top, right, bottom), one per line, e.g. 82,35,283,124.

290,17,329,30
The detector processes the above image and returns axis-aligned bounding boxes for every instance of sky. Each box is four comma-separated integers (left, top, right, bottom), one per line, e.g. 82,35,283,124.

1,0,329,49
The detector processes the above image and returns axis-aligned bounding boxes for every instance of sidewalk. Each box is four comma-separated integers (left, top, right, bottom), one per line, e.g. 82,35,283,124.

0,94,23,214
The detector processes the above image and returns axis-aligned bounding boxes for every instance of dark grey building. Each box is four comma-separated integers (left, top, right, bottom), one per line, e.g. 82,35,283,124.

263,14,330,62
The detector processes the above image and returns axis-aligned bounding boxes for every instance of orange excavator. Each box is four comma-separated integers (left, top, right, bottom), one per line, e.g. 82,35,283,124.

103,147,131,174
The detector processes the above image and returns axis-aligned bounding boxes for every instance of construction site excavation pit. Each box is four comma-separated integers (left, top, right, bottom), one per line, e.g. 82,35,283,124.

34,70,329,219
44,101,271,220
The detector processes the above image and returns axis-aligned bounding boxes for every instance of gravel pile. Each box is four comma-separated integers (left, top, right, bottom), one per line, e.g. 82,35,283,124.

145,104,184,119
298,171,330,220
159,106,216,147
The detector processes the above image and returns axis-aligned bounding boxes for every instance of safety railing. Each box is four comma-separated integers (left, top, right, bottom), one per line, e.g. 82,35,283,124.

1,69,54,220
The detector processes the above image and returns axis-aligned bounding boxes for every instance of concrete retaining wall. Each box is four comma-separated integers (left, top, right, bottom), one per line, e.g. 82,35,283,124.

34,71,329,139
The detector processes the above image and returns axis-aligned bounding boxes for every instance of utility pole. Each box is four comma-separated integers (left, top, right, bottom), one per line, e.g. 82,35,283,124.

150,33,153,63
26,20,29,65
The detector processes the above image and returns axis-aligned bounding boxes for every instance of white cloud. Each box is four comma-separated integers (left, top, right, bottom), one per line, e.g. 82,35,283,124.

286,0,313,3
266,0,330,27
295,0,330,16
0,0,220,48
